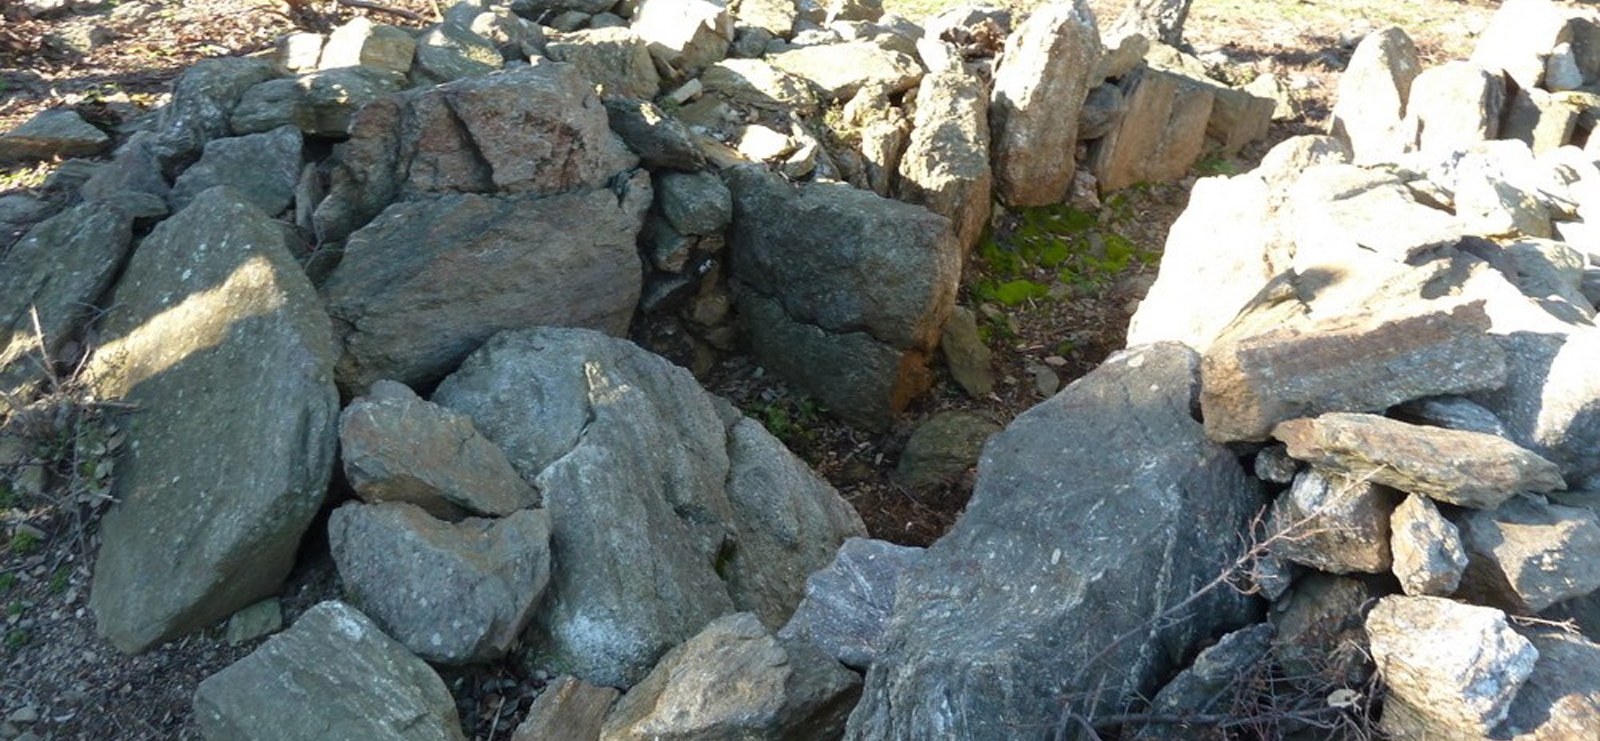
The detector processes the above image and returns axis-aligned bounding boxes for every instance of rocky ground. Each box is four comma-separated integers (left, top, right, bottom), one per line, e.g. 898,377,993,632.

0,0,1562,740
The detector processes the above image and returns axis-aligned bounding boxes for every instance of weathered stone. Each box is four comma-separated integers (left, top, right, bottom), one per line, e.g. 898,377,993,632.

1367,596,1538,737
1503,88,1580,156
734,0,797,37
726,167,961,429
844,344,1263,739
223,598,283,646
989,0,1100,205
1201,301,1507,442
169,125,302,216
329,502,551,664
1133,624,1274,740
1273,413,1566,510
1268,469,1399,574
546,28,660,99
275,32,325,73
1244,71,1299,121
603,97,706,171
778,538,920,671
1470,0,1570,90
655,170,731,236
939,305,993,397
87,188,338,653
824,0,880,23
1077,82,1124,140
601,613,861,741
1269,573,1382,686
412,22,503,85
1455,147,1555,239
843,83,910,196
1145,43,1273,157
510,676,619,741
893,411,999,490
0,200,139,406
467,8,545,60
77,131,168,205
632,0,733,74
194,601,465,741
894,61,991,254
231,67,407,137
1390,494,1468,596
316,64,637,242
433,328,861,687
152,57,279,175
1402,61,1504,159
319,16,417,74
1253,444,1299,484
321,186,647,392
340,380,537,518
1392,395,1511,438
770,41,921,101
1455,495,1600,613
0,108,109,163
1089,65,1213,194
700,58,818,111
1328,26,1421,164
1288,165,1462,267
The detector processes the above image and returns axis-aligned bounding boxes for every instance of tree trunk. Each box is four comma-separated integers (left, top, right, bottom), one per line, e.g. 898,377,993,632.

1109,0,1194,48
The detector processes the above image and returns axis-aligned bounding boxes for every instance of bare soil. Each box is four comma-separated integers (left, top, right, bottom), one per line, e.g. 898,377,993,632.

0,0,1532,739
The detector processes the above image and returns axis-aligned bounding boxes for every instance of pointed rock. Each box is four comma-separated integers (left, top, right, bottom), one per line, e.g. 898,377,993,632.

990,0,1101,205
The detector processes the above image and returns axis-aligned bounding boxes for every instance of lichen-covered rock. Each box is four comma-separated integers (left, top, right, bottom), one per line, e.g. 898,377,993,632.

230,67,406,137
151,57,278,175
318,16,417,74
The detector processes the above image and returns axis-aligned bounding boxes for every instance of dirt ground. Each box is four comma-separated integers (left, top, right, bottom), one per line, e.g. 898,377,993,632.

0,0,1535,739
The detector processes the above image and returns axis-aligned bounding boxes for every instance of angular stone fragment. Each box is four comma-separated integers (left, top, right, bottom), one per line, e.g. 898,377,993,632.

0,108,109,163
151,57,278,175
735,0,797,37
546,28,660,99
1201,301,1507,442
770,41,921,101
1273,413,1566,510
319,16,417,74
1402,61,1504,159
321,186,646,392
87,187,338,653
1288,165,1462,265
169,125,302,215
603,97,706,171
1270,573,1381,686
939,305,993,397
632,0,733,74
413,22,503,85
655,170,731,236
329,502,552,664
778,538,922,670
700,58,818,111
1503,87,1581,155
510,676,618,741
340,380,537,518
1470,0,1570,90
1134,624,1274,740
1367,596,1538,737
1455,495,1600,613
1089,65,1213,194
1390,494,1468,596
194,601,465,741
1392,395,1510,438
1328,26,1421,164
230,67,406,137
600,613,861,741
844,344,1263,739
989,0,1101,205
1144,43,1273,157
1268,469,1399,574
894,61,991,254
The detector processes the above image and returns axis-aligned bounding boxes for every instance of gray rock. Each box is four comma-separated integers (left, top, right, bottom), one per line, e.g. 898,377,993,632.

655,170,731,236
509,676,618,741
1455,495,1600,614
87,187,338,653
1392,395,1511,438
321,186,647,392
467,8,545,60
700,58,819,112
735,0,797,37
231,67,407,137
340,380,538,518
893,411,999,490
1133,624,1274,740
1402,61,1505,159
1367,596,1538,737
1390,494,1468,596
316,64,636,242
79,131,171,204
640,214,695,273
1328,26,1421,164
546,28,660,99
1077,82,1125,140
1274,413,1566,510
1455,149,1554,239
0,200,139,406
433,328,861,687
894,61,991,255
731,25,773,58
224,599,283,645
939,305,993,397
0,109,109,163
1201,301,1507,443
1253,444,1299,484
989,0,1100,205
329,502,552,664
1503,87,1580,156
600,613,861,741
778,538,922,670
1469,0,1570,91
194,601,465,741
632,0,733,74
844,344,1264,739
770,41,921,101
169,126,302,216
1269,573,1381,686
151,57,278,176
1268,469,1399,575
413,22,504,85
602,97,706,171
319,16,417,74
1089,65,1214,194
725,167,961,429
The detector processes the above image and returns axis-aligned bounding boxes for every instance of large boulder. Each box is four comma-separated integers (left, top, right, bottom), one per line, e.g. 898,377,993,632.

320,183,649,393
894,61,992,255
193,601,465,741
1328,27,1422,164
432,328,863,687
599,613,861,741
1470,0,1572,91
328,502,552,664
1088,65,1214,194
725,167,961,429
1402,61,1505,159
988,0,1101,206
86,187,339,653
314,64,638,242
844,343,1264,739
